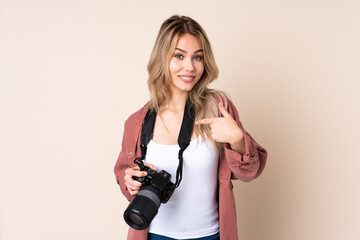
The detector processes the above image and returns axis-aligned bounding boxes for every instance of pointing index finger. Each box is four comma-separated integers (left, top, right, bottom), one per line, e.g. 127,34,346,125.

196,118,215,125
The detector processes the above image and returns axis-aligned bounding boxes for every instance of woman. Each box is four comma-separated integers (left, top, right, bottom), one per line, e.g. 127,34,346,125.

114,15,267,240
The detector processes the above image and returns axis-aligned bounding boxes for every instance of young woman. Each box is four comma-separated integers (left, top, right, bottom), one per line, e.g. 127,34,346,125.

114,15,267,240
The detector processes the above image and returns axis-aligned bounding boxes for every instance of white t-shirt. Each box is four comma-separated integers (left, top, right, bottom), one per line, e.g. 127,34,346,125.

144,136,219,239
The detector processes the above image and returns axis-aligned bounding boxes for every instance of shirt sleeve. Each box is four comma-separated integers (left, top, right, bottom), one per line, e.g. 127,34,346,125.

114,121,134,202
223,99,267,182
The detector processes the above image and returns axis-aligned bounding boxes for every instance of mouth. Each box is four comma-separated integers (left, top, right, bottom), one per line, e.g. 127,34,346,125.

179,75,195,83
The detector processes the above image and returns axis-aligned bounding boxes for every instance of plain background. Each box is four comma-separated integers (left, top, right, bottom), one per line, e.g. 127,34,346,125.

1,0,359,239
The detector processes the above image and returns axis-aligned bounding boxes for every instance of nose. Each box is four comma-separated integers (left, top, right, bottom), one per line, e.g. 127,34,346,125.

184,58,195,72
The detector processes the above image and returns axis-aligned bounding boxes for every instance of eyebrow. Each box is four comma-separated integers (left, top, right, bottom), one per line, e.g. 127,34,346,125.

175,48,203,54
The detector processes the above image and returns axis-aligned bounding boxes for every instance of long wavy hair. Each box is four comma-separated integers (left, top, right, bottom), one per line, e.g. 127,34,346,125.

147,15,229,150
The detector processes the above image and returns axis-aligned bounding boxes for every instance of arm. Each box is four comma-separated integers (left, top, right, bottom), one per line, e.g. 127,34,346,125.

225,99,267,182
114,125,134,201
196,96,267,182
114,120,157,200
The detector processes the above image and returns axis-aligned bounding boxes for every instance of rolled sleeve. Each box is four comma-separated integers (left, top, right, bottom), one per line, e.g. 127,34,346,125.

222,97,267,182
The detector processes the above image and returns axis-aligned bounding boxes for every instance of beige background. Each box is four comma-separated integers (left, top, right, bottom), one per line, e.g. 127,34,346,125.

1,0,359,239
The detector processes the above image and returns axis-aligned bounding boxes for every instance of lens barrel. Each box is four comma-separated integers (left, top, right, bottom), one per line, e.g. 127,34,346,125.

123,186,162,230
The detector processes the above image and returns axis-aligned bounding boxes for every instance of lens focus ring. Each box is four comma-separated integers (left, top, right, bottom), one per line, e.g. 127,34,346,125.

137,189,161,208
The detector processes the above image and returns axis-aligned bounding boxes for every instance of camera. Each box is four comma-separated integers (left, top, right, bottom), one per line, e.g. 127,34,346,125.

123,163,176,230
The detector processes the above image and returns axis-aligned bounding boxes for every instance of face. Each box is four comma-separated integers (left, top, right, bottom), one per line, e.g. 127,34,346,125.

168,33,205,95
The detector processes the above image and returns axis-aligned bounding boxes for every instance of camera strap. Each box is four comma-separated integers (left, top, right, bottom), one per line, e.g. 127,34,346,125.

137,99,195,188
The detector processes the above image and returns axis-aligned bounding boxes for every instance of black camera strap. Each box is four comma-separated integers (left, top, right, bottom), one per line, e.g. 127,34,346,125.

137,99,195,188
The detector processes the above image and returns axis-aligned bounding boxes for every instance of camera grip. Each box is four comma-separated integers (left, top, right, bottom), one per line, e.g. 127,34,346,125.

132,166,156,183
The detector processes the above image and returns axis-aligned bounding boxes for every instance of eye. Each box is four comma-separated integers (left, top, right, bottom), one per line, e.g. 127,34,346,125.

174,54,183,59
193,55,203,61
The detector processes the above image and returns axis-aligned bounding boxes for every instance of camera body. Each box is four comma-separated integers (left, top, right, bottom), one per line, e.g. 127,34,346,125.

132,166,175,204
124,165,176,230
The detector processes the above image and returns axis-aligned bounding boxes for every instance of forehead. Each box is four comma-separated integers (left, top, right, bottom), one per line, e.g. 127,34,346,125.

175,33,203,51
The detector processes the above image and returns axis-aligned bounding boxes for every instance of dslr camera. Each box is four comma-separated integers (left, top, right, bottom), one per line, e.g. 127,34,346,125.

123,160,175,230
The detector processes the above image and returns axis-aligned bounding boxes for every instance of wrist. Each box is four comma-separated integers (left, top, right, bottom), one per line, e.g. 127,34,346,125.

229,130,245,154
229,128,244,145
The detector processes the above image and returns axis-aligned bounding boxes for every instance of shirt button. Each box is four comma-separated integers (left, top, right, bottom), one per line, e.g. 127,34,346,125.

129,151,133,156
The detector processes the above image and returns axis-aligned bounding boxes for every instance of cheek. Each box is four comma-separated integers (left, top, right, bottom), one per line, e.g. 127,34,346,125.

169,60,180,76
196,62,205,76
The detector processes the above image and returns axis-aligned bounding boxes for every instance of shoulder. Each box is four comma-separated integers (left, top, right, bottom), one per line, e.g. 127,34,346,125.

211,91,230,104
210,90,238,117
124,102,150,129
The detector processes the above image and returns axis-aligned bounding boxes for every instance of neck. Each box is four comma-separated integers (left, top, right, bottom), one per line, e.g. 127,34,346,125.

163,91,189,112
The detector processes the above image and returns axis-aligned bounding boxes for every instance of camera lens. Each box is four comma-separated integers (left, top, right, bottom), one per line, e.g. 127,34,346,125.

123,187,161,230
123,171,175,230
127,212,146,227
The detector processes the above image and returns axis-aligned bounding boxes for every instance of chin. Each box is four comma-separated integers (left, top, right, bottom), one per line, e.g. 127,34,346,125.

181,85,196,92
171,83,192,93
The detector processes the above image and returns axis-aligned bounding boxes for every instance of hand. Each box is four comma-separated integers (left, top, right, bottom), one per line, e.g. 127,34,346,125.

196,102,245,152
124,163,157,196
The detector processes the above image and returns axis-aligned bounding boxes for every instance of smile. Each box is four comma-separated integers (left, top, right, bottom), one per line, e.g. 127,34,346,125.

179,75,195,83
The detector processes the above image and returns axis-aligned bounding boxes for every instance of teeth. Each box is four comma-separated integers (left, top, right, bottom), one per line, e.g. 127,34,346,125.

181,76,194,80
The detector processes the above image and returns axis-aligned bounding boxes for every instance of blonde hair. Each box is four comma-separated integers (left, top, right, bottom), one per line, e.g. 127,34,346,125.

147,15,229,150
